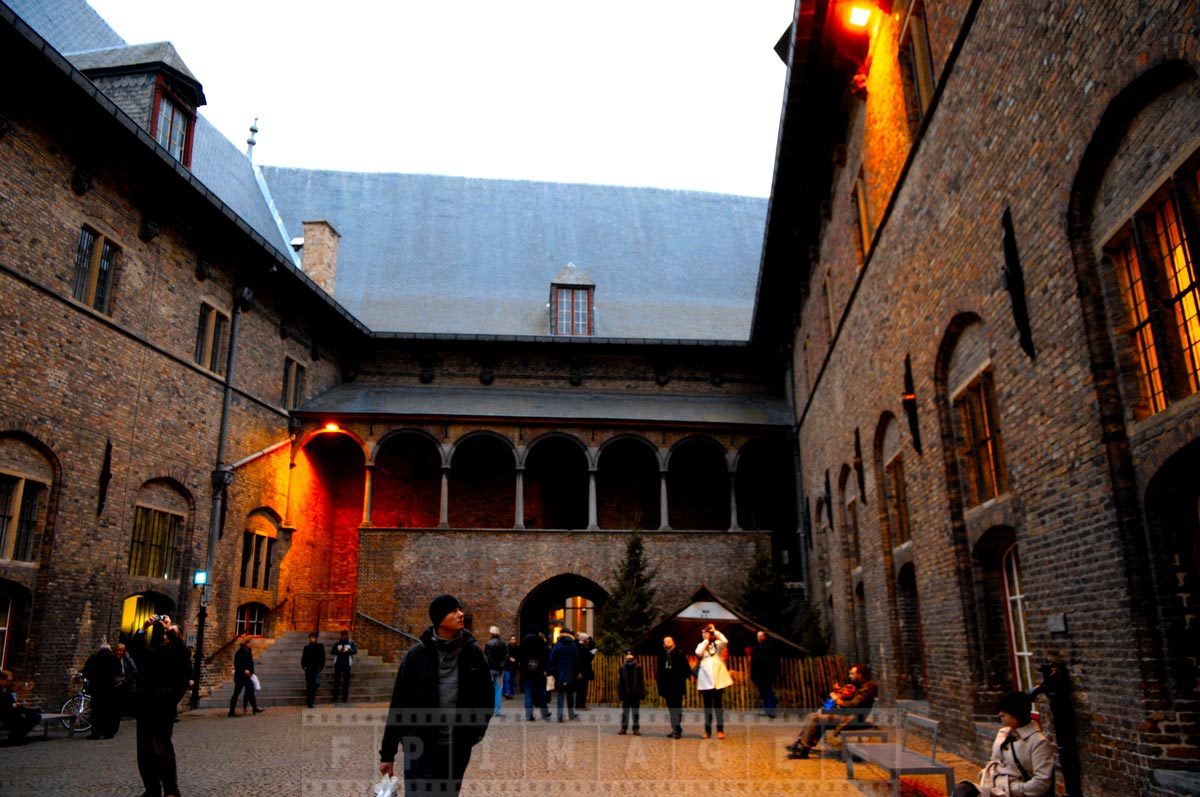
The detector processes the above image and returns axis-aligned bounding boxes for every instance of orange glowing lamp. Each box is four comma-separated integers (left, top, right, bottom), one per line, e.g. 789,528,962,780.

847,5,872,27
323,422,340,432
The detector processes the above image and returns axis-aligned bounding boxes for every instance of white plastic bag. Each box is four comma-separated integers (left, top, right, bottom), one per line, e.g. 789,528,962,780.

250,673,261,692
372,773,399,797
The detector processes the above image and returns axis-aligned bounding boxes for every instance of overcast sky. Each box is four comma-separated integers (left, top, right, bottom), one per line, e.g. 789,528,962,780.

83,0,794,197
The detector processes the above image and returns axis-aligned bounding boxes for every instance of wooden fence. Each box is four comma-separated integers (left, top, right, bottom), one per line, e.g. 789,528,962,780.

586,653,846,710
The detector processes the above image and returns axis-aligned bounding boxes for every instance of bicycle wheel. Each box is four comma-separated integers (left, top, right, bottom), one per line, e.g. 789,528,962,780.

60,693,92,734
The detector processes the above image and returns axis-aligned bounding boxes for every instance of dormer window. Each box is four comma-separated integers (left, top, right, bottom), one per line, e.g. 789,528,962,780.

550,263,595,336
151,78,194,165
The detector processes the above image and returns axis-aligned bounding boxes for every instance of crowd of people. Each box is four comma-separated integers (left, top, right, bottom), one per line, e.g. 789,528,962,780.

1,602,1058,797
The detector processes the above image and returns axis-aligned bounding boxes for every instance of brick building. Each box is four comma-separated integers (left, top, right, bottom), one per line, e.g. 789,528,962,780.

2,0,1198,792
0,0,794,720
759,0,1199,793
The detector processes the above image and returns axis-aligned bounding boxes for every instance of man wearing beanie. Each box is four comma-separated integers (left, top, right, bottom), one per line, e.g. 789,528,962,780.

378,595,493,796
952,690,1054,797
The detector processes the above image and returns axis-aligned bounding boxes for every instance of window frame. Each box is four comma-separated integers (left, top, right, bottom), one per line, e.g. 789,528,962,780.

282,357,307,410
1002,544,1035,691
235,603,267,637
0,471,44,562
953,369,1009,508
552,286,593,336
128,504,182,580
194,303,230,375
1106,159,1200,416
898,1,935,130
883,453,912,547
150,77,194,166
71,227,118,313
239,530,276,590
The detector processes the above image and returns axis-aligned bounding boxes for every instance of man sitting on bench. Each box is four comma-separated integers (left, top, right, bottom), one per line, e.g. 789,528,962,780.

787,663,877,758
0,669,41,745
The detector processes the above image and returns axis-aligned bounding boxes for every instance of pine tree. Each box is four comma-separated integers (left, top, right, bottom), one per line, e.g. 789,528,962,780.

738,541,828,654
598,535,658,655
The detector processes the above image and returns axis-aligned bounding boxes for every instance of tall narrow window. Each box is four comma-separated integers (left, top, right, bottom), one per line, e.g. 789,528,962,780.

899,2,935,128
0,474,44,562
194,303,229,374
128,506,181,579
282,358,307,409
1105,156,1200,415
954,370,1008,507
240,530,276,589
845,497,861,569
152,91,192,165
883,454,912,547
852,168,873,266
72,227,118,313
1002,544,1034,690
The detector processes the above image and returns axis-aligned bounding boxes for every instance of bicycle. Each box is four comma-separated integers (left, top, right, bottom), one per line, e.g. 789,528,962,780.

59,673,92,734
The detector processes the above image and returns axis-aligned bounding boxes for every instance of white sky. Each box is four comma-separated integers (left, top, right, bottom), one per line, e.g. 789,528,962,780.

83,1,794,197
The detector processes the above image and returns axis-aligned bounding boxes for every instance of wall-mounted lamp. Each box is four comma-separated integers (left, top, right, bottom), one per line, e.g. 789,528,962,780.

193,570,208,586
323,422,340,433
902,354,923,455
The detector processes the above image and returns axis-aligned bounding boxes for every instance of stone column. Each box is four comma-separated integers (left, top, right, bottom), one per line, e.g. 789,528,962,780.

587,468,599,530
439,466,450,529
515,468,526,530
362,464,375,526
728,472,741,532
659,470,671,531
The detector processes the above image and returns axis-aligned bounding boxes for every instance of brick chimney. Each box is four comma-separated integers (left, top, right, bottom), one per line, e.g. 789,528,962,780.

300,220,340,296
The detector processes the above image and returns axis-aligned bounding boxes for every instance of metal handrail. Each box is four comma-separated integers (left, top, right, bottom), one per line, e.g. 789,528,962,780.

356,611,421,644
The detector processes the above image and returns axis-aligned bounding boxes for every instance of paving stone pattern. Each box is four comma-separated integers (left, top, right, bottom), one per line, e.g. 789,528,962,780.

0,706,982,797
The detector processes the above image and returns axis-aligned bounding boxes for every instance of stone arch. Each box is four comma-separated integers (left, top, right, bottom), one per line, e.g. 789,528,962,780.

895,562,927,700
971,525,1020,692
666,436,729,531
372,430,442,528
872,411,908,698
0,432,61,566
517,573,609,643
1143,439,1200,703
120,590,175,637
449,432,516,529
523,433,588,530
734,436,797,537
1064,57,1200,751
295,425,369,463
289,430,366,616
596,435,660,530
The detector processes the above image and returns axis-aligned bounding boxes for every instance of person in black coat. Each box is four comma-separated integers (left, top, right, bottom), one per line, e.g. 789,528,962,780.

750,630,780,719
83,643,122,738
227,637,262,716
131,618,191,797
617,650,646,735
0,669,40,744
378,595,493,797
519,625,551,721
300,633,326,708
656,636,690,739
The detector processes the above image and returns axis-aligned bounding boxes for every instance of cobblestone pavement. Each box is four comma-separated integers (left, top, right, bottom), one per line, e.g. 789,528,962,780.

0,706,980,797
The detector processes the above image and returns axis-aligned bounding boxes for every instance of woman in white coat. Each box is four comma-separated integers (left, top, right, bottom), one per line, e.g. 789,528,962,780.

953,690,1055,797
695,624,733,739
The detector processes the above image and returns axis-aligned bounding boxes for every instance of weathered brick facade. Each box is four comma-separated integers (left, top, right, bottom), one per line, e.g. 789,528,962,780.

764,0,1200,793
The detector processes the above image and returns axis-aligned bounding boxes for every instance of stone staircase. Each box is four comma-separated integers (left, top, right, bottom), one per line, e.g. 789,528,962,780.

197,631,397,709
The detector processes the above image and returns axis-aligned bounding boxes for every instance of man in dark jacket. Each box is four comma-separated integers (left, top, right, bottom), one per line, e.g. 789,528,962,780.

228,637,262,716
300,632,326,708
656,636,690,739
379,595,493,797
548,630,580,722
519,625,551,721
83,642,121,739
750,630,780,719
617,650,646,735
575,632,595,710
788,663,878,758
131,618,191,797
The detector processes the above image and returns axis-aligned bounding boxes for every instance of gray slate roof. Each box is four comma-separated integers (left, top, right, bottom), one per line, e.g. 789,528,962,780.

299,384,790,427
260,168,767,340
6,0,123,53
66,41,200,83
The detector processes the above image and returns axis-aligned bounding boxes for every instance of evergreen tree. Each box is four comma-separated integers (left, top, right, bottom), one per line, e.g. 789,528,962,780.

738,541,829,655
598,535,658,655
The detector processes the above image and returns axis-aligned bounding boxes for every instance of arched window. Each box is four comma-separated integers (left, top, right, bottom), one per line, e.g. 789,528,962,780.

1002,544,1034,691
0,435,55,563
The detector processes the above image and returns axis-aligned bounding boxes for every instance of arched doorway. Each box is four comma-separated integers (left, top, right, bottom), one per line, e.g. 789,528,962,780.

518,574,608,643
